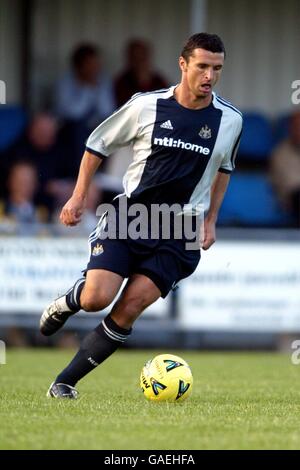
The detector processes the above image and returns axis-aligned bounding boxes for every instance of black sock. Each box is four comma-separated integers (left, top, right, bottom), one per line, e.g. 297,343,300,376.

55,314,132,386
65,277,85,312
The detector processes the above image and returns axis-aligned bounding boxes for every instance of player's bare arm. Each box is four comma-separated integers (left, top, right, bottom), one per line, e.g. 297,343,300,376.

202,172,230,250
60,150,103,226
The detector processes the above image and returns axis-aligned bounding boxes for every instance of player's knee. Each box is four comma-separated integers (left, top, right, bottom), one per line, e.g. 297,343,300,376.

81,291,112,312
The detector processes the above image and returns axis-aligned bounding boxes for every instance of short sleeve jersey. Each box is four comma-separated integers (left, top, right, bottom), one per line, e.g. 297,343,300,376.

86,86,243,214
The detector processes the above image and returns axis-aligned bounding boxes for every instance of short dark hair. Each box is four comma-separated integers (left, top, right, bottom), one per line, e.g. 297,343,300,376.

71,44,100,69
181,33,226,61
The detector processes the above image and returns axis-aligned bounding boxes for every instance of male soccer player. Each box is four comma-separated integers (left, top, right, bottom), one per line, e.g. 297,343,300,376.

41,33,242,398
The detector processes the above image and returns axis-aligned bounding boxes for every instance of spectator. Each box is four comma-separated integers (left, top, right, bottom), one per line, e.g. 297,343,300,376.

0,160,49,235
55,43,115,126
115,38,168,107
55,43,116,167
14,113,62,181
270,110,300,226
5,112,74,211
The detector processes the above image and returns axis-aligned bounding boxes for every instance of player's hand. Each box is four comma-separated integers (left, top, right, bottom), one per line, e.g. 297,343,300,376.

59,194,86,226
202,217,216,250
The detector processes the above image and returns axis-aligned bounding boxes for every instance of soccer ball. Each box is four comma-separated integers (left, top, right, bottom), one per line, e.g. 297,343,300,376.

140,353,193,403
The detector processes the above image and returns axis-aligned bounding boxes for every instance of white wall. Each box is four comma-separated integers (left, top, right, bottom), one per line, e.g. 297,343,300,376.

1,0,299,115
31,0,190,109
207,0,300,116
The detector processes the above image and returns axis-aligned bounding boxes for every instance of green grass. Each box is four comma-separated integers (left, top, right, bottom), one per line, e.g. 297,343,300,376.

1,349,300,449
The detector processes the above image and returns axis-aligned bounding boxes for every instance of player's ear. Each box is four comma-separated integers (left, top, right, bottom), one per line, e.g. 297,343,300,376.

179,56,188,73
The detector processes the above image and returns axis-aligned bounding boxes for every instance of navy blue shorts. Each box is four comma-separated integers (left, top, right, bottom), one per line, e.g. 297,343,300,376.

86,210,201,298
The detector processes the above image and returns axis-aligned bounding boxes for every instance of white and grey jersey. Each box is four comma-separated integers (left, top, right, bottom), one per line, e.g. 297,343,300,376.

86,86,243,214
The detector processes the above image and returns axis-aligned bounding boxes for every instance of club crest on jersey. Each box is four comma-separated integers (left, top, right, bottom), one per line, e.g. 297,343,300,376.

199,125,212,139
92,243,104,256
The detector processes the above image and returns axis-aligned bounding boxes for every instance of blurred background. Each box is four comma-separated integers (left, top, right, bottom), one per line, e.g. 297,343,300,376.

0,0,300,352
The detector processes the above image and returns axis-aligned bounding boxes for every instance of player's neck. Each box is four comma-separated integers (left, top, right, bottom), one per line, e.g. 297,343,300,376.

174,84,212,110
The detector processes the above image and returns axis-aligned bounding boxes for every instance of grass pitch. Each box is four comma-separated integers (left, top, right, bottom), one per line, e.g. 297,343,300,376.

1,349,300,450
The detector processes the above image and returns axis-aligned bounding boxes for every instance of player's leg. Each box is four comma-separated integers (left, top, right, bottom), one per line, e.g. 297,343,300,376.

40,221,131,336
40,269,124,336
48,274,161,398
80,269,124,311
39,277,85,337
109,273,161,329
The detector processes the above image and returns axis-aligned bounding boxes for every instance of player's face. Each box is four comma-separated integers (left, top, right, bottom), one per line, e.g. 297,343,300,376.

179,48,224,99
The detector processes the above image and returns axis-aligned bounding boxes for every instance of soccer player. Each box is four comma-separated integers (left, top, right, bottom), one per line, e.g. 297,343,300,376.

41,33,243,398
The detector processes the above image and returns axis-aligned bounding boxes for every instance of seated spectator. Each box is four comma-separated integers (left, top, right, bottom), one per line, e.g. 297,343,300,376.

54,43,116,167
3,112,73,212
55,43,115,124
115,38,168,107
270,110,300,226
0,160,49,235
11,113,62,180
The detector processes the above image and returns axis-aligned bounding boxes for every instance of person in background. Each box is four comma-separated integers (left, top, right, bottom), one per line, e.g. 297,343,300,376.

56,43,116,124
115,38,168,107
6,112,74,212
55,43,115,169
270,110,300,227
0,160,49,235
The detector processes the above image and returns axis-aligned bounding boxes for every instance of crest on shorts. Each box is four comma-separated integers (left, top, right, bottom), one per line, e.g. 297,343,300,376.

199,125,211,139
92,243,104,256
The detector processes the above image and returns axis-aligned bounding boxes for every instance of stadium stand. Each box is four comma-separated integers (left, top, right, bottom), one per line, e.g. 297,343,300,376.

238,112,274,166
218,171,292,227
0,106,27,152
